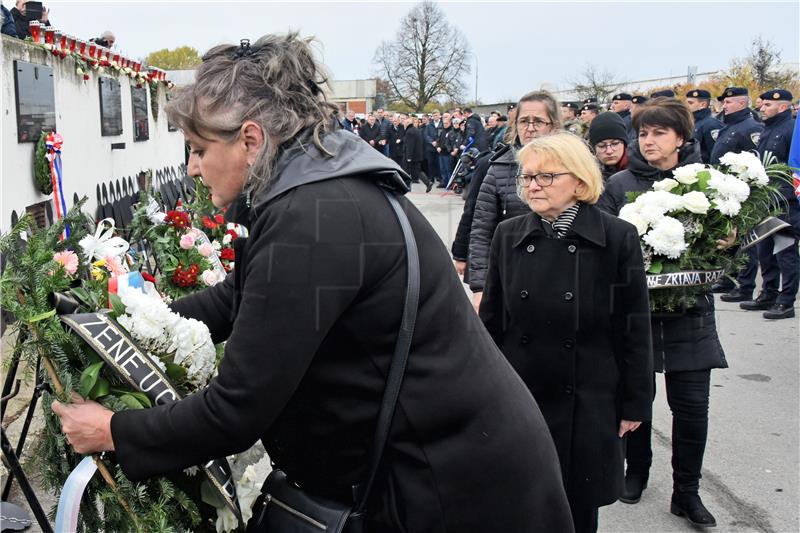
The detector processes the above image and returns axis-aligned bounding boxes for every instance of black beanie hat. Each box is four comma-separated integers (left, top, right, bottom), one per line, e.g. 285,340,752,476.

588,112,628,146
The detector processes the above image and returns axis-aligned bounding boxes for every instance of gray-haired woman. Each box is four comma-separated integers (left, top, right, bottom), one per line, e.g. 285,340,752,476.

52,33,573,532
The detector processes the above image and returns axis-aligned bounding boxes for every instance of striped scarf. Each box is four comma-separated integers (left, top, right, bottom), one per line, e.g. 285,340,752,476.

541,203,581,239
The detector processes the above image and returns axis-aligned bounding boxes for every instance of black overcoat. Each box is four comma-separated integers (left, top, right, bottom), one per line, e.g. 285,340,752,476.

480,204,654,509
111,131,574,533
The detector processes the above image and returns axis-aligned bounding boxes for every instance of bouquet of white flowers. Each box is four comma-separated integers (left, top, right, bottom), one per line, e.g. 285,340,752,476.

619,151,789,311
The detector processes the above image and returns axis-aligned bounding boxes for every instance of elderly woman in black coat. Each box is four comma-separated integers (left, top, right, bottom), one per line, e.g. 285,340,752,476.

480,132,653,533
50,33,573,532
598,98,728,529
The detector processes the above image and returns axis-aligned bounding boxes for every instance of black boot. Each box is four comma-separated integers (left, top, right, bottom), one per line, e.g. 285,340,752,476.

420,171,433,193
670,492,717,528
619,473,648,504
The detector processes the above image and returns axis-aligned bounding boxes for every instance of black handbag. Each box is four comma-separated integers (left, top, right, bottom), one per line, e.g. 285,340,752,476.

246,188,420,533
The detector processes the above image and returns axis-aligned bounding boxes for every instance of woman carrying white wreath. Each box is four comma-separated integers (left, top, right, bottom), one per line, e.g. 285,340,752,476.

597,98,731,528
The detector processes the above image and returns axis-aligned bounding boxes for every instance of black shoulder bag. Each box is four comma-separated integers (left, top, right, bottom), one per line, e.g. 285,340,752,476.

246,188,420,533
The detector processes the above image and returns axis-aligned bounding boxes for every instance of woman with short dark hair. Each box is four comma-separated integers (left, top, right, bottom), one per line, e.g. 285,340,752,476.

481,132,653,533
597,97,726,528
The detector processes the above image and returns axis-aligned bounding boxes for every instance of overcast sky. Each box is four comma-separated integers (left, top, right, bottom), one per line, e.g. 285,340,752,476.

41,0,800,103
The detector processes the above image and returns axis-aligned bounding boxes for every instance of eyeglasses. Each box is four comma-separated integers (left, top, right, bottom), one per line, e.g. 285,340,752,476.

595,140,624,151
516,172,571,188
517,117,552,130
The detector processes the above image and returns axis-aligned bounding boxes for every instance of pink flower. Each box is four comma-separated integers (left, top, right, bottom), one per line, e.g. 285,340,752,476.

53,250,79,275
179,233,196,250
104,255,127,276
201,269,221,286
197,242,214,257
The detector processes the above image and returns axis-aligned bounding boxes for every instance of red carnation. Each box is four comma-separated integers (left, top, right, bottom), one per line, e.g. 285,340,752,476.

214,214,225,224
225,229,239,240
220,248,235,261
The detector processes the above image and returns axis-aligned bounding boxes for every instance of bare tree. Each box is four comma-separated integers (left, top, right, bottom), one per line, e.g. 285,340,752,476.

373,1,470,112
567,64,619,102
746,35,794,89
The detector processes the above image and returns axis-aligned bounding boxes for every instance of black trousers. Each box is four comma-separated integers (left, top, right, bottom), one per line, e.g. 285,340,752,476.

625,370,711,494
568,502,598,533
405,161,431,187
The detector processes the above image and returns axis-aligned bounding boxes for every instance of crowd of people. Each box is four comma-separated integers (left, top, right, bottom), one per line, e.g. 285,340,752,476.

46,30,797,533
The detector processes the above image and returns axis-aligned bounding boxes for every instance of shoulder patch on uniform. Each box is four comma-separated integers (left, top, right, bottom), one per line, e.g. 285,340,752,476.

750,132,761,145
710,129,720,141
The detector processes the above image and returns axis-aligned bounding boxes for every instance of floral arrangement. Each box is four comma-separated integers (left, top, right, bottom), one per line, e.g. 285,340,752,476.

619,151,788,311
1,204,268,532
189,177,243,274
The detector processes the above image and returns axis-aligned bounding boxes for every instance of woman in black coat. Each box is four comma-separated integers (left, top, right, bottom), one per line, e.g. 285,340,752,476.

51,33,573,533
597,98,728,529
403,116,432,192
480,132,653,533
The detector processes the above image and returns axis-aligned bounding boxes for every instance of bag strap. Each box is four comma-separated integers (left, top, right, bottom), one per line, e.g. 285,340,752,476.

353,188,420,513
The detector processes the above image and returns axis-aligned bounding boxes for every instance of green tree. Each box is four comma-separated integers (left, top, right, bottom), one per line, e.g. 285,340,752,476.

145,46,202,70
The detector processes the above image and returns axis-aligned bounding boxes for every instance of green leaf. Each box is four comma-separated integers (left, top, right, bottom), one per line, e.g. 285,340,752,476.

88,377,110,399
108,292,125,319
78,361,105,397
696,170,711,191
69,287,95,309
648,261,663,274
29,309,56,323
165,362,187,382
127,391,152,408
118,393,145,409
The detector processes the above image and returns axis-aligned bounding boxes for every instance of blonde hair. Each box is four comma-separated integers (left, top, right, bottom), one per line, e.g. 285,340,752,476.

516,132,604,204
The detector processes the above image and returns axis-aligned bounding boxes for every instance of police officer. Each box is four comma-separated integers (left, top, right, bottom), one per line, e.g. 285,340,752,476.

611,92,634,138
738,89,798,319
582,97,598,106
686,89,724,163
715,87,766,300
650,89,676,99
562,101,580,122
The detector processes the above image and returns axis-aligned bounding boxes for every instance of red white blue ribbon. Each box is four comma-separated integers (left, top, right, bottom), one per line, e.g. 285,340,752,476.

45,132,70,239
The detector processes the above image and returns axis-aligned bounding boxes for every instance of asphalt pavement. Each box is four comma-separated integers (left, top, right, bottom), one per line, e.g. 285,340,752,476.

409,183,799,533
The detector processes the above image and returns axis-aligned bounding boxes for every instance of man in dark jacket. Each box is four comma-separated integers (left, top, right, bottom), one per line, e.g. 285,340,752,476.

403,115,432,192
424,110,443,185
686,89,723,163
341,110,359,135
738,89,798,319
610,93,634,139
713,87,765,301
2,4,18,37
359,114,382,151
387,113,405,167
589,112,629,180
376,108,391,157
436,113,454,187
462,108,488,152
10,0,49,39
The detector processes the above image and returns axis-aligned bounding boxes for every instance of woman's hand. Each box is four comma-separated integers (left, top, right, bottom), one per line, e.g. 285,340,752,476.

715,228,737,250
51,397,115,454
472,291,483,314
618,420,641,438
454,260,466,276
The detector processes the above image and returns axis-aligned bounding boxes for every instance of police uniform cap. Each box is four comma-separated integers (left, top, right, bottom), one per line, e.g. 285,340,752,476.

650,89,676,99
612,93,633,101
563,102,579,110
631,95,648,104
758,89,793,101
686,89,711,99
581,104,599,112
717,87,748,101
582,97,598,104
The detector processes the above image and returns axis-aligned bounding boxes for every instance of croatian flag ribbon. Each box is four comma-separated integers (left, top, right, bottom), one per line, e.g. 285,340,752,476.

45,132,70,239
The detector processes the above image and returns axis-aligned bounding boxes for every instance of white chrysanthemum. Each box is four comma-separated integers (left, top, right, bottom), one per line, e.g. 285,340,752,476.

222,233,232,245
643,216,687,259
653,178,679,192
707,169,750,203
216,450,272,532
117,289,178,343
719,151,769,187
169,318,216,387
713,198,742,216
619,204,649,236
672,163,706,184
681,191,711,214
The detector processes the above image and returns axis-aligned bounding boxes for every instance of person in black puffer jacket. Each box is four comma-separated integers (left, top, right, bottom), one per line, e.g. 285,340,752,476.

597,98,728,529
468,90,562,310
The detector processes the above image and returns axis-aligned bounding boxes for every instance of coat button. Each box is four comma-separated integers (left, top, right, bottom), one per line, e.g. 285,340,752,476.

567,244,577,253
564,291,574,301
520,290,529,299
563,339,574,349
564,385,574,395
526,244,535,253
520,335,529,345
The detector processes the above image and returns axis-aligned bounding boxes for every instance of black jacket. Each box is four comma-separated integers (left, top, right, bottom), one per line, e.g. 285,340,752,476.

403,125,424,162
693,108,724,163
468,145,529,291
451,152,493,261
359,121,381,148
10,7,49,39
758,109,796,200
111,130,573,532
597,140,728,373
465,114,488,152
387,124,405,160
709,107,763,164
481,205,653,508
